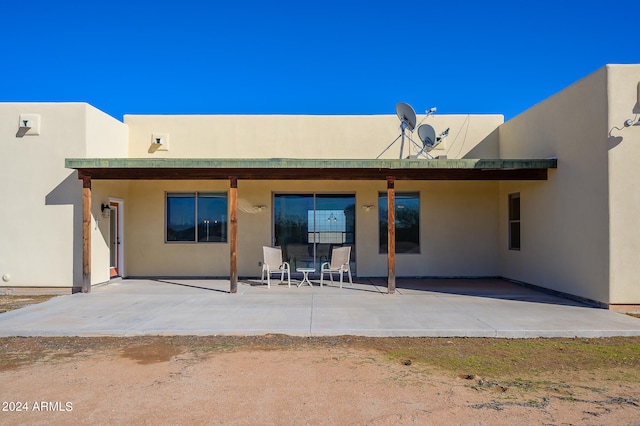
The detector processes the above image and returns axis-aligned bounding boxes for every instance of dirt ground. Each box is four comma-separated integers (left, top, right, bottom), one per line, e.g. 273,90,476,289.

1,335,639,425
1,296,640,425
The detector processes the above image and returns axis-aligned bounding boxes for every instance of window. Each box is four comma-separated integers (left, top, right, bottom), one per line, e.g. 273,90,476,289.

166,192,227,243
508,193,520,250
379,192,420,253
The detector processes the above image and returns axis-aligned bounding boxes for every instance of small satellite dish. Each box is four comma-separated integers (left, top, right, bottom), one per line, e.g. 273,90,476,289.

418,124,437,151
395,102,417,132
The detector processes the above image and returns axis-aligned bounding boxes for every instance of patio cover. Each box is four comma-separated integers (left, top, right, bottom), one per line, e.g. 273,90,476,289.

66,158,557,180
66,157,557,294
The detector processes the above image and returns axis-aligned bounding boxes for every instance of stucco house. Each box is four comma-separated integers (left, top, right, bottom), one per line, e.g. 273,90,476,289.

1,64,639,311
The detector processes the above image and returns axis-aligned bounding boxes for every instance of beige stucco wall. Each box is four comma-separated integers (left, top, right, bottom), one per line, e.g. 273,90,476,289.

118,112,504,279
497,64,640,305
121,179,499,278
123,114,503,160
0,103,128,288
498,67,611,303
86,105,129,158
606,65,640,304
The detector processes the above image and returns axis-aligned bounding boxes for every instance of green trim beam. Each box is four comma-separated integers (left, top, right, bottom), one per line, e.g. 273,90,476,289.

67,158,557,181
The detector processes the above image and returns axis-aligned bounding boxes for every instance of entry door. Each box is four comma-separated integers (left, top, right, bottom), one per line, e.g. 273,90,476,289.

109,201,121,277
273,194,355,272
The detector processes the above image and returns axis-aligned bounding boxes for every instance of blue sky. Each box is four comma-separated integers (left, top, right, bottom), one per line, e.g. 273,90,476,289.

1,1,637,120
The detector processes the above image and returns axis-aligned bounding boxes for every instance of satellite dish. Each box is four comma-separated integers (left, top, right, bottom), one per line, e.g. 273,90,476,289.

395,102,417,132
417,124,437,151
376,102,423,159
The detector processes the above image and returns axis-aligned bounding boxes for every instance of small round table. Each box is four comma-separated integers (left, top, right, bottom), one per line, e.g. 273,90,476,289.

296,268,315,287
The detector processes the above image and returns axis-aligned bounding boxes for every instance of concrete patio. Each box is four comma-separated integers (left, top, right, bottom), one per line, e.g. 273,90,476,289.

1,278,639,338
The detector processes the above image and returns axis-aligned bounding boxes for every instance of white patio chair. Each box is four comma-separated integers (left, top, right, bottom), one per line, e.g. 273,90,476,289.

320,246,353,288
261,246,291,288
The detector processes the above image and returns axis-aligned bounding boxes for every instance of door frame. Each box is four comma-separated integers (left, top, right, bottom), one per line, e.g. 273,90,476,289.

272,192,356,272
108,198,125,278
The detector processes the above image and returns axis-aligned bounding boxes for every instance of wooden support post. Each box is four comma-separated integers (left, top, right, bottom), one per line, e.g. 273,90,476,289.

387,176,396,294
81,174,92,293
229,176,238,293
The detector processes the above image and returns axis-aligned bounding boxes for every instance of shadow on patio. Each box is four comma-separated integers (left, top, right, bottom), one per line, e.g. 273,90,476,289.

150,276,595,309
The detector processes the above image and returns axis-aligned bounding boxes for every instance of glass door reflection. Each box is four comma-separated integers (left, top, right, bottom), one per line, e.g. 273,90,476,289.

274,194,355,272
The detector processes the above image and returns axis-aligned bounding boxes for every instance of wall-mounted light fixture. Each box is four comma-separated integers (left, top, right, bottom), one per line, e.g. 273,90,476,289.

150,133,170,152
618,82,640,130
16,114,40,137
101,203,111,218
253,205,266,213
361,205,375,212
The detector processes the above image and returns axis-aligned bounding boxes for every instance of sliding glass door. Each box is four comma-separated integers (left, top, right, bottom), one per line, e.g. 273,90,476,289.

274,194,355,272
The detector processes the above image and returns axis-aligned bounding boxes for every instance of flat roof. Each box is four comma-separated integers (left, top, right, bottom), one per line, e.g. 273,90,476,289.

66,158,557,180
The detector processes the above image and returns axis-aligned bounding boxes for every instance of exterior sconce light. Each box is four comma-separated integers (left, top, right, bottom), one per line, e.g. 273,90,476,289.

622,82,640,127
150,133,169,152
16,114,40,137
361,205,375,212
253,205,266,213
101,203,111,218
